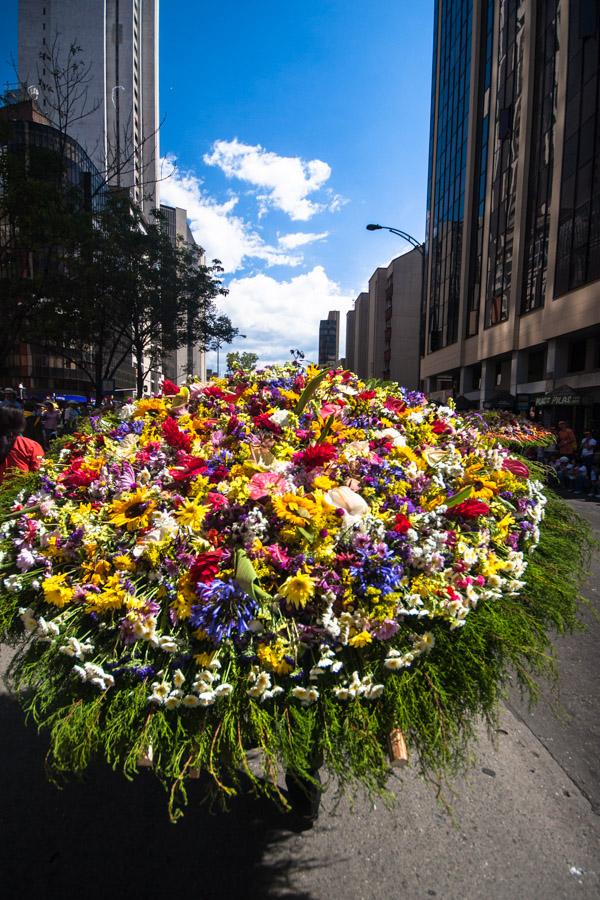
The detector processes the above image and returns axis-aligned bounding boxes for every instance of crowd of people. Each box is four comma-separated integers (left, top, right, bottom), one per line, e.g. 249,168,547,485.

0,388,125,451
548,420,599,498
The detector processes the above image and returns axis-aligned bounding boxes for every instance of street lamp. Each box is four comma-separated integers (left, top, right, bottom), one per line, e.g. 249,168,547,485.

366,223,424,255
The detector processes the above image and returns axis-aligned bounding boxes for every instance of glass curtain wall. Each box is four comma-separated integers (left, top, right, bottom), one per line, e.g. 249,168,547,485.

485,0,525,327
427,0,472,352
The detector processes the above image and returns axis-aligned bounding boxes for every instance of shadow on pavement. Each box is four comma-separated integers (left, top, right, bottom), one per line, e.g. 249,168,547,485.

0,696,319,900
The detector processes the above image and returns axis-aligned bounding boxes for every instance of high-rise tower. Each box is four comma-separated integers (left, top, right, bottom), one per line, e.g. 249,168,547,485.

422,0,600,429
18,0,159,216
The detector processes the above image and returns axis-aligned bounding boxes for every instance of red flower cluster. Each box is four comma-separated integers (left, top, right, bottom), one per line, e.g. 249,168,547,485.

356,390,377,402
432,420,452,435
392,513,412,534
161,379,180,396
384,397,407,415
447,499,491,518
252,413,283,434
60,458,97,488
190,549,226,584
161,416,192,452
292,443,337,470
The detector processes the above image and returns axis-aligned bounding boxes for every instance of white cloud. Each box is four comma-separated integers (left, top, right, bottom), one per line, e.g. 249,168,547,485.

213,266,354,367
159,155,301,272
203,139,343,221
277,231,329,250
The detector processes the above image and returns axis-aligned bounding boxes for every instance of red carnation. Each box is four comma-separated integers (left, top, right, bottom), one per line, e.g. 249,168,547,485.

61,458,97,488
384,397,407,415
190,549,226,584
502,458,530,478
432,420,452,435
162,416,192,452
447,499,491,518
292,443,337,469
161,379,180,396
356,390,377,401
393,513,412,534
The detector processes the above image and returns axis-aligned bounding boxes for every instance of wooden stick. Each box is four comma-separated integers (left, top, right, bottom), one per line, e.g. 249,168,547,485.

388,728,409,767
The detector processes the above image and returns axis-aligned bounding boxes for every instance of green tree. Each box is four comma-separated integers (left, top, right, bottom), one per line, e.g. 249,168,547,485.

226,351,259,373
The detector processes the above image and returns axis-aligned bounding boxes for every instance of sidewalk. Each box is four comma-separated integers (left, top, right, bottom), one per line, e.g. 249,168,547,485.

0,498,599,899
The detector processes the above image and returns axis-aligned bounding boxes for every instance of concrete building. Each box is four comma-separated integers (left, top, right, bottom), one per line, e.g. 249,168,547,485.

160,203,207,384
18,0,159,217
318,310,340,366
422,0,600,430
347,249,422,389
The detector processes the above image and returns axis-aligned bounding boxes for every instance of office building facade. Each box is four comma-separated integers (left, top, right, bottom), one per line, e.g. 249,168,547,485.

347,247,422,389
19,0,159,216
318,310,340,366
160,204,207,384
422,0,600,429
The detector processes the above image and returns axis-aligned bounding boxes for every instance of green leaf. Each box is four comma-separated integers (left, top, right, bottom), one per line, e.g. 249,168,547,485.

444,485,474,508
316,415,335,444
233,548,272,602
297,526,315,545
294,368,330,415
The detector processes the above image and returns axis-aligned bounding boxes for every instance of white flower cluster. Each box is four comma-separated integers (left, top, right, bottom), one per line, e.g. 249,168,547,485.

72,662,115,691
333,671,384,701
246,666,284,702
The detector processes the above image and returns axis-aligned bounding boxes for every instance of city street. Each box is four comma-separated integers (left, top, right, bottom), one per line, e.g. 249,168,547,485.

1,496,599,900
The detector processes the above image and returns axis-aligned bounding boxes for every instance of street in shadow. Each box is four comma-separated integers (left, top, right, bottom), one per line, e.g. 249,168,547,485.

0,696,319,900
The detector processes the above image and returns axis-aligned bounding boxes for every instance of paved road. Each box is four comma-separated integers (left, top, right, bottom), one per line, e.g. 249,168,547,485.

1,498,599,899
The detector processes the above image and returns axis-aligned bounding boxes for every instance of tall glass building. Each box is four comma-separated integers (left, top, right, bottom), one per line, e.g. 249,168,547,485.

422,0,600,430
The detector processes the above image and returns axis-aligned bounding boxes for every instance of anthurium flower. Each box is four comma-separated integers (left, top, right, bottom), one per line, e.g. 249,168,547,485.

502,458,530,478
447,499,491,518
323,486,369,527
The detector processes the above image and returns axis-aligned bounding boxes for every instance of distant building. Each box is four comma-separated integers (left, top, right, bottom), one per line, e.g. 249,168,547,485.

318,311,340,366
0,96,135,398
422,0,600,428
347,249,422,389
160,204,207,384
19,0,160,217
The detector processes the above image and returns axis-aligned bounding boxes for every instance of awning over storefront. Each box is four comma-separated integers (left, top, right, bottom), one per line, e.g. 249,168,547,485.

483,391,516,411
535,385,582,407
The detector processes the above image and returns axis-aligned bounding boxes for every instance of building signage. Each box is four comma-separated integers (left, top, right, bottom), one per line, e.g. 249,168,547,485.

535,388,582,407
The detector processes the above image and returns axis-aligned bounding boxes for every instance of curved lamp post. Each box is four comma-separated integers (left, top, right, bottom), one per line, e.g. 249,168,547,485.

366,223,424,255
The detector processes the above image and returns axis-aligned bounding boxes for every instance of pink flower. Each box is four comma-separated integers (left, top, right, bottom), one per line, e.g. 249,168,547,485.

248,471,286,500
265,544,291,568
502,458,530,478
319,402,344,418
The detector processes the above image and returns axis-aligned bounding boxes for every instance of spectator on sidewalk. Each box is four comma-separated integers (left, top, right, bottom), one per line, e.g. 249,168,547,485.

580,430,597,472
0,408,44,483
556,421,577,459
41,401,62,449
1,388,23,410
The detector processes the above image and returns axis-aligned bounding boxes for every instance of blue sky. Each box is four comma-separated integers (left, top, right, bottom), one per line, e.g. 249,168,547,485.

1,0,434,369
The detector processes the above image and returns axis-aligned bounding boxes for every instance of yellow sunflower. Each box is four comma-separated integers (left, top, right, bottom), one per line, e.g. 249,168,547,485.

109,488,157,531
272,492,317,526
175,499,210,530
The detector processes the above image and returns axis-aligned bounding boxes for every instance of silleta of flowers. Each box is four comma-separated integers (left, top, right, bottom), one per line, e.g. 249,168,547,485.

0,364,552,810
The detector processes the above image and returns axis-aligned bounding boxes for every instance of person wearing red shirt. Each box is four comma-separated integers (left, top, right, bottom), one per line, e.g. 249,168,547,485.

0,408,44,483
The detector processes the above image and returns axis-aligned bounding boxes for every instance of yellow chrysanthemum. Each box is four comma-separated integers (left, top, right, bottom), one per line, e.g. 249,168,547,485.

110,488,157,531
278,571,316,609
258,639,294,675
348,630,373,648
82,558,112,586
113,554,135,572
88,573,129,613
43,573,75,608
272,492,317,526
313,474,335,490
175,499,209,530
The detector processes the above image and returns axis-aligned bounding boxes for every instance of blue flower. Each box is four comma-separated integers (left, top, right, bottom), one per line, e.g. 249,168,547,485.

191,579,258,643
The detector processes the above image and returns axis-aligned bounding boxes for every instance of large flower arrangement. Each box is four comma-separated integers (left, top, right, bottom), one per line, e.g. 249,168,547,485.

466,411,554,451
0,365,586,818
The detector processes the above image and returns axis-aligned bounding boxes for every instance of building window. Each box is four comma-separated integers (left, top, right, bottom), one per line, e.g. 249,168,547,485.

555,0,600,296
485,0,525,328
567,338,587,372
527,348,546,382
495,360,503,386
